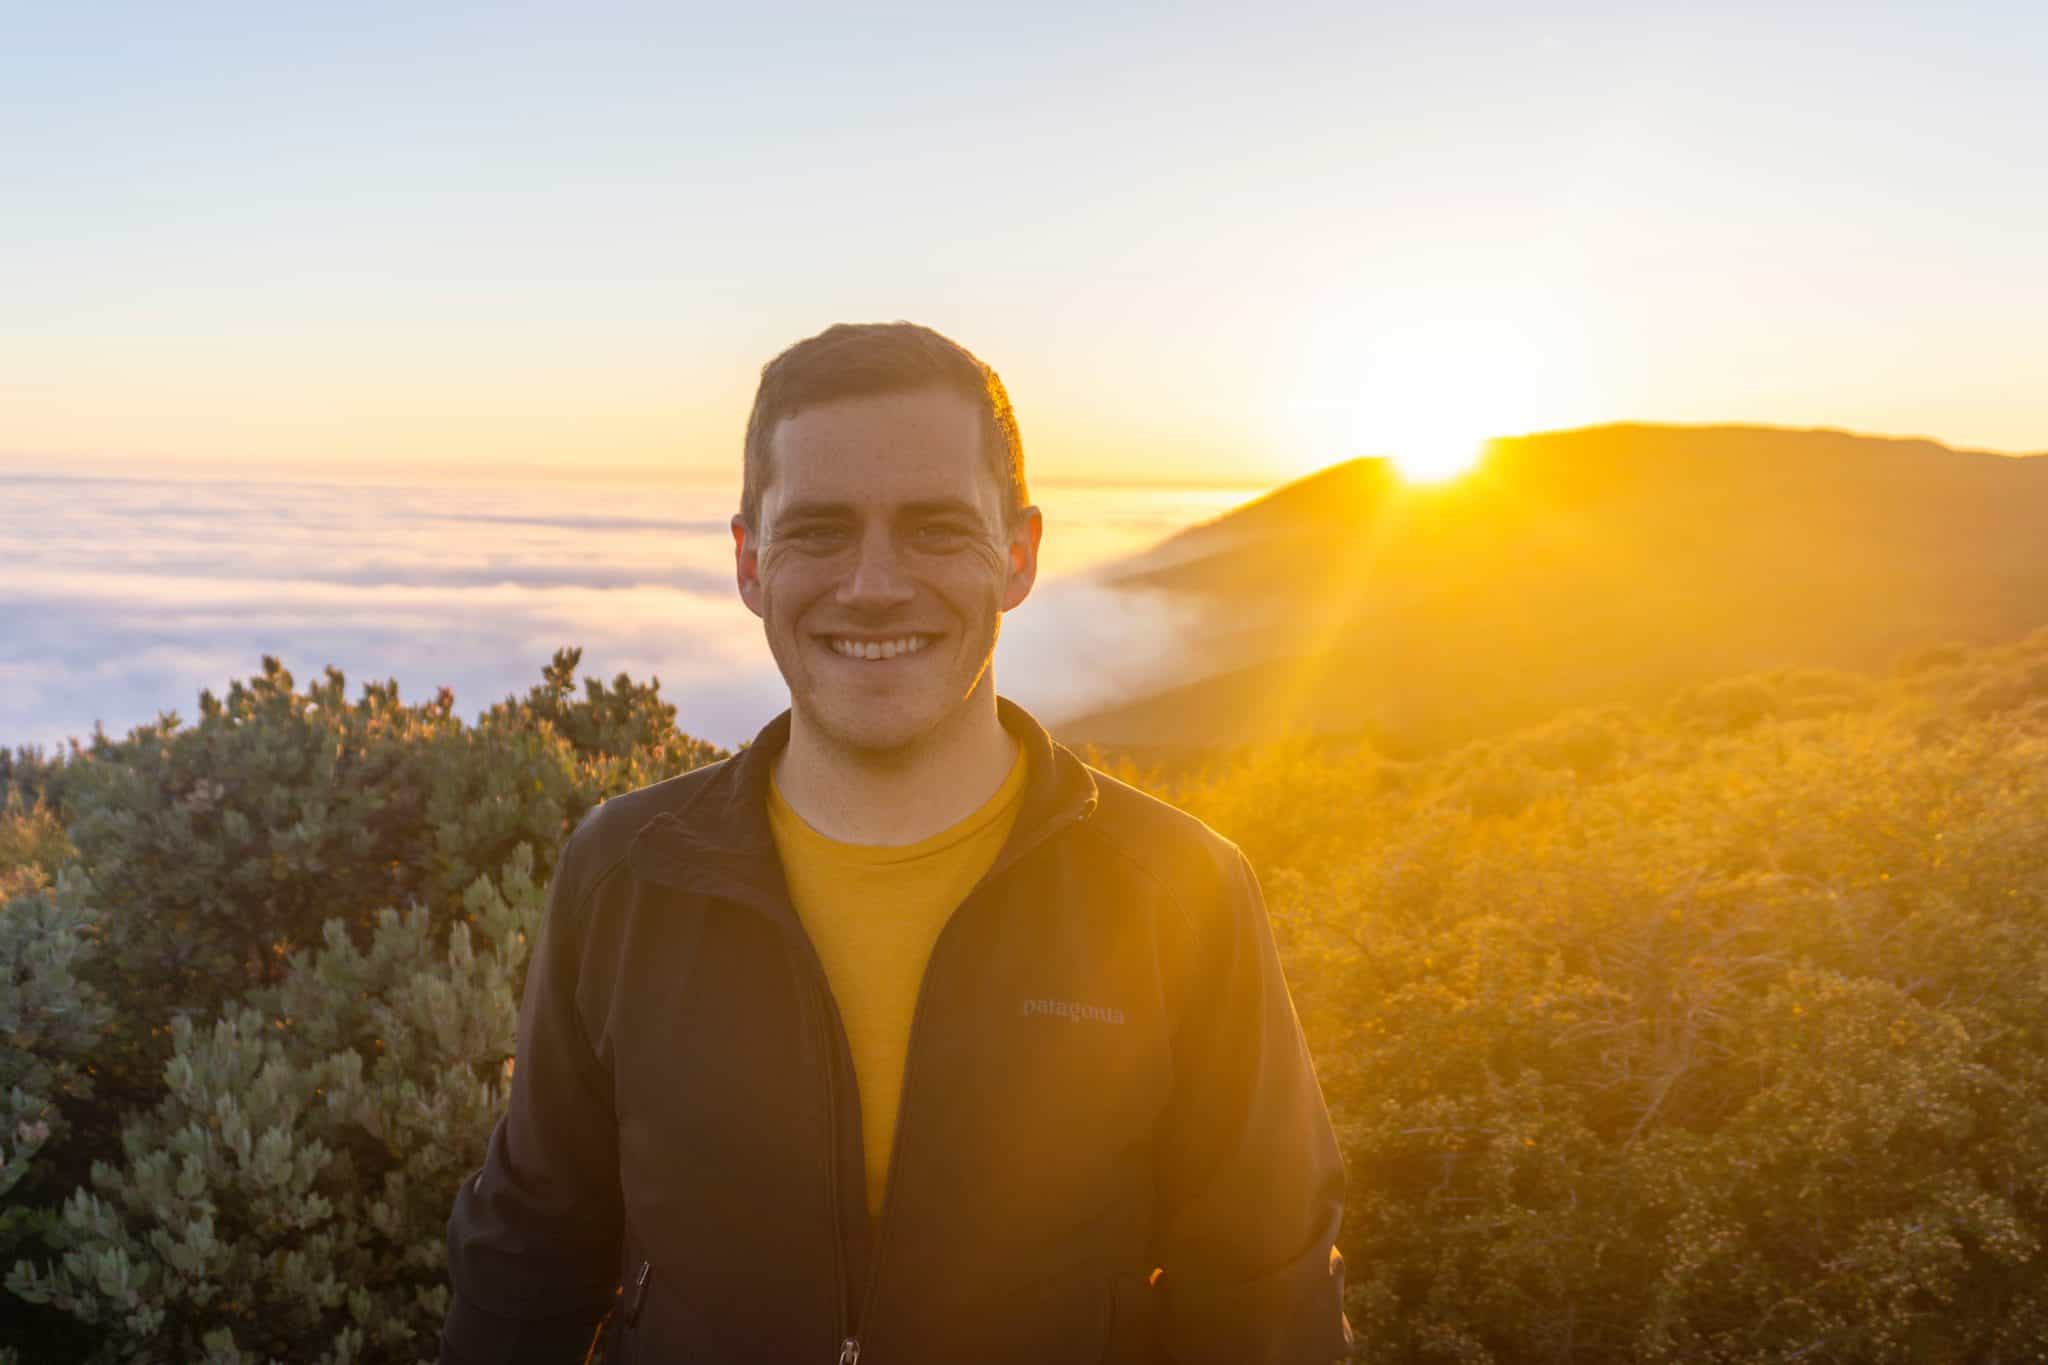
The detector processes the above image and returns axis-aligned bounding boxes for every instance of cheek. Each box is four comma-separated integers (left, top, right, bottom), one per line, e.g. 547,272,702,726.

754,548,830,605
957,538,1008,582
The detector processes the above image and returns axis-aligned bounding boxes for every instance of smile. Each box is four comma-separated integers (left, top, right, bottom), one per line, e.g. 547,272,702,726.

826,635,933,661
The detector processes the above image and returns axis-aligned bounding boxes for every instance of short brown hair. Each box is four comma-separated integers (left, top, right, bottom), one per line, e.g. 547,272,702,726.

740,321,1028,532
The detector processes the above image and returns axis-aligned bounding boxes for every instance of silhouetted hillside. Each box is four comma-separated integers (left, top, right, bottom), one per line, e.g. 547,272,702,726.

1057,424,2048,755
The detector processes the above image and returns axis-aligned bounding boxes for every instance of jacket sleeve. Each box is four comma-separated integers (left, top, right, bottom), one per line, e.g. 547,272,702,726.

441,819,625,1364
1151,847,1352,1365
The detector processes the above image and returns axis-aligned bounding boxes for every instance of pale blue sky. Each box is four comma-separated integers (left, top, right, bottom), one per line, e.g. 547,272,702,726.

6,1,2044,482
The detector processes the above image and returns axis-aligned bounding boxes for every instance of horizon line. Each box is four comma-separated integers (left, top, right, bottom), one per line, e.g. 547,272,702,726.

5,417,2042,491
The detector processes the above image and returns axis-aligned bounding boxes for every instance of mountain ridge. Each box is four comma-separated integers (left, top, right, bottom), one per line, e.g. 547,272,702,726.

1059,423,2048,756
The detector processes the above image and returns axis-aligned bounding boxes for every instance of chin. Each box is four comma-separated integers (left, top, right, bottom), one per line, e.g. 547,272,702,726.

799,684,977,759
810,712,940,758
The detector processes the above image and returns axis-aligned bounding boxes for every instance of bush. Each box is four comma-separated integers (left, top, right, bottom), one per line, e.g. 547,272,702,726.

1216,654,2048,1362
48,652,723,1127
2,651,723,1362
6,639,2048,1361
0,866,109,1213
6,848,544,1364
0,789,108,1360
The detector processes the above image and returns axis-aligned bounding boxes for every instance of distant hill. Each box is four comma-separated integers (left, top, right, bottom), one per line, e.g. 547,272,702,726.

1055,423,2048,756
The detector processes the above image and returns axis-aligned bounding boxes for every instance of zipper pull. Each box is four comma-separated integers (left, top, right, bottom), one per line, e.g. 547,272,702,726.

625,1260,652,1326
838,1337,860,1364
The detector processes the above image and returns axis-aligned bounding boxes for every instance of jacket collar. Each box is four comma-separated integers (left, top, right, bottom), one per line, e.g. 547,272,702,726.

627,696,1099,919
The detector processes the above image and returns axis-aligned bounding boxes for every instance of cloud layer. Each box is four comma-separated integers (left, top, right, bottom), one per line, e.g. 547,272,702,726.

5,472,1222,752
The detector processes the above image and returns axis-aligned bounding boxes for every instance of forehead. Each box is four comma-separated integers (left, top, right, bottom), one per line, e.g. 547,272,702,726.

761,387,1000,516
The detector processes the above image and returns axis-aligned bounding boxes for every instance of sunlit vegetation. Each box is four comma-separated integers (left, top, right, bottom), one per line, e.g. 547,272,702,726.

1155,624,2048,1361
3,628,2046,1361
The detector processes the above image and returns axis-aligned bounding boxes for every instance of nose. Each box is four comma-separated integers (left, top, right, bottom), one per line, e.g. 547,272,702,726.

836,525,916,610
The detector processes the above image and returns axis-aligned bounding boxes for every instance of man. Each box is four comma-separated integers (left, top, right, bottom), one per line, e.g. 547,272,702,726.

441,322,1351,1363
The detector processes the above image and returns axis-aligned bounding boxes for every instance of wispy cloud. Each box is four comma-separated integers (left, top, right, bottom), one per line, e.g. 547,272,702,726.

996,577,1208,727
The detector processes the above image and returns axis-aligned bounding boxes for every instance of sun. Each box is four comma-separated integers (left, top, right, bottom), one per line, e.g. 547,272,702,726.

1281,311,1586,490
1389,437,1488,484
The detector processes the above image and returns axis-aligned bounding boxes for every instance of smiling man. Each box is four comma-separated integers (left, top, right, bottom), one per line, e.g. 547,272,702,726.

441,323,1351,1364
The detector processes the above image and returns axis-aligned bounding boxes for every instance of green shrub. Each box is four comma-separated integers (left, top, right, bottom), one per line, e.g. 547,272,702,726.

1,651,722,1362
6,848,544,1364
1,795,109,1361
1,865,109,1210
50,652,723,1124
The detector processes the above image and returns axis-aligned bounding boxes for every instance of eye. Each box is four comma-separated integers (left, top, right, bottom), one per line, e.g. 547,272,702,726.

912,520,974,549
782,524,849,552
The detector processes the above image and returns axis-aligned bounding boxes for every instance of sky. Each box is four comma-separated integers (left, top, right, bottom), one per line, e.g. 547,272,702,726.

5,1,2045,487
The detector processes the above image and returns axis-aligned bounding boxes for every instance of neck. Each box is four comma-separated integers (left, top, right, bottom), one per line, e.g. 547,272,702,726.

774,684,1020,845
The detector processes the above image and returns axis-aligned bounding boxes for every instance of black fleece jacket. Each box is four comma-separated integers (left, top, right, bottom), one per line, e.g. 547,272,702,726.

441,699,1351,1364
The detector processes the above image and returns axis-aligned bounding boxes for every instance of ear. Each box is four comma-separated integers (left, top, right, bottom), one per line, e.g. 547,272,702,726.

733,514,765,619
999,506,1043,612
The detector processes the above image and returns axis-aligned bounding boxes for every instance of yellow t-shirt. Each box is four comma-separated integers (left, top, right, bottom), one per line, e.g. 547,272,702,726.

767,748,1029,1217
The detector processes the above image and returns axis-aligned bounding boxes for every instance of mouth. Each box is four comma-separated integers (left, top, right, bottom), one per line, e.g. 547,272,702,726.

819,633,937,662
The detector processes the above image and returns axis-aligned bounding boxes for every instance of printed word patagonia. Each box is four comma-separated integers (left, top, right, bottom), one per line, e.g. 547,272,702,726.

1021,998,1127,1025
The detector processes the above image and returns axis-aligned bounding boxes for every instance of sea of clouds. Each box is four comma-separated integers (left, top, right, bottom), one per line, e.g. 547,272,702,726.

3,470,1240,754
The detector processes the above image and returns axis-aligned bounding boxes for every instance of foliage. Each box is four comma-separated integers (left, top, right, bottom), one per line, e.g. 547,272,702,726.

1,650,722,1362
0,782,77,887
1169,626,2048,1362
5,630,2047,1361
0,786,107,1359
5,848,543,1364
0,867,107,1201
0,794,108,1211
429,648,723,909
45,650,724,1128
0,745,68,814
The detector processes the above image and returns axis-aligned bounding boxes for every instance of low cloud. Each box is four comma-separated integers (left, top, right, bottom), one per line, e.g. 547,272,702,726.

995,577,1207,727
4,473,1217,755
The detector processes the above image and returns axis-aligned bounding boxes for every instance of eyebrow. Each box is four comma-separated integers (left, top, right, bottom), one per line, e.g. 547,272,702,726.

773,497,989,524
896,498,988,521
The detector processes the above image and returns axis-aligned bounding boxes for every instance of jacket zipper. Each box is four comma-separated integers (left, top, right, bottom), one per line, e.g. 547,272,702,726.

820,979,853,1361
794,942,857,1363
841,840,1052,1362
835,871,1019,1358
846,960,935,1362
814,800,1090,1362
611,1259,650,1363
625,1260,651,1325
803,882,952,1363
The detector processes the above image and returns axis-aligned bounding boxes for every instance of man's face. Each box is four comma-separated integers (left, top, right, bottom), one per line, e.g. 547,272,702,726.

734,387,1041,759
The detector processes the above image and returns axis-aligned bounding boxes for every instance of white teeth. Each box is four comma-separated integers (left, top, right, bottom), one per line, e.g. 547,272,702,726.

830,636,928,660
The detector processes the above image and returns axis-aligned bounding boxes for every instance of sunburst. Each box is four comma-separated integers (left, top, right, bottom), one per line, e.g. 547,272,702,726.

1389,436,1488,484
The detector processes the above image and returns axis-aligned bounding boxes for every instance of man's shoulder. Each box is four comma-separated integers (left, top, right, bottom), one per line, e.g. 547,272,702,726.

1070,761,1248,899
561,755,738,881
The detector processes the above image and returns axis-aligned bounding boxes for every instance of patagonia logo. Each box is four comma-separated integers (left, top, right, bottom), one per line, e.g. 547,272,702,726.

1022,998,1126,1025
